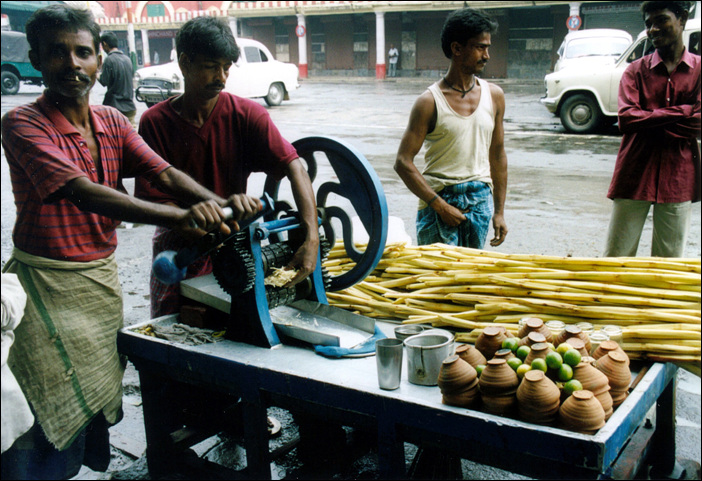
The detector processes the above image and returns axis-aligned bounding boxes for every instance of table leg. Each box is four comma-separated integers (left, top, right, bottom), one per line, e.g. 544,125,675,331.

241,400,271,480
650,369,686,479
138,369,185,477
377,418,406,479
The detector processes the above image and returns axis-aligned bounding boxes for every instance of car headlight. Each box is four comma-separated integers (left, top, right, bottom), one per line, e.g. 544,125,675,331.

133,72,141,89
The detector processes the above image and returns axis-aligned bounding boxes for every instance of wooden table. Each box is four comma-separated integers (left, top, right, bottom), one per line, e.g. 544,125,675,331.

118,315,679,479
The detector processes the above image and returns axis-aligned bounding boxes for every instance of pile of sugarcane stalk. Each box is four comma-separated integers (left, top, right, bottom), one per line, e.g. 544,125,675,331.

323,242,701,372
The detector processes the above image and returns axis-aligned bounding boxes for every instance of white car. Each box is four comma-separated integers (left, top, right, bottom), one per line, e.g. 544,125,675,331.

133,37,299,107
540,18,700,134
553,29,632,72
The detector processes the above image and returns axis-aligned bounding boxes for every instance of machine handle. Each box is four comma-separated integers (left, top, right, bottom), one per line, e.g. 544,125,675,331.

153,193,274,285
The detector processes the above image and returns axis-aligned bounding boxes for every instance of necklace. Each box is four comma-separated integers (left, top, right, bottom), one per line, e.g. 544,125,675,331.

443,76,476,98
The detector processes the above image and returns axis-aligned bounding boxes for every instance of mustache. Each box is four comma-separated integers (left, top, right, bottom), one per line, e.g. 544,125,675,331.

207,82,225,89
64,72,91,82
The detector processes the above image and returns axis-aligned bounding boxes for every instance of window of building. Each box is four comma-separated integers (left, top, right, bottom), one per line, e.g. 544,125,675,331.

311,33,326,70
275,24,289,62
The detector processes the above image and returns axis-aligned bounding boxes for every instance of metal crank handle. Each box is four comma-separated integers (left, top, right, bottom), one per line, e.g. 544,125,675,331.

153,193,274,285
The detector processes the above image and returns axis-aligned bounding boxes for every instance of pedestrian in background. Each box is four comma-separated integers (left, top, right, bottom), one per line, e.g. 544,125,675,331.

394,7,508,249
604,0,700,257
99,31,137,127
388,43,399,77
1,5,259,479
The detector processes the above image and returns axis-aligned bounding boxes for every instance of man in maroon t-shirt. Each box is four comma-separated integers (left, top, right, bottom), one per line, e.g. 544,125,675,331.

135,17,319,319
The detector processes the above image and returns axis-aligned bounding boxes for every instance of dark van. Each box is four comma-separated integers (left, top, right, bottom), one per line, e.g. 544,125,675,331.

1,31,43,95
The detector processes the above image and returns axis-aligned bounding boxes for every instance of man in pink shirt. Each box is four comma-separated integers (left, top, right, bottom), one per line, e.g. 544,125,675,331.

604,1,700,257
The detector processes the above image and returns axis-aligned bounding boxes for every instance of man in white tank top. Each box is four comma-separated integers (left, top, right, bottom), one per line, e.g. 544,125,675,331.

394,7,508,249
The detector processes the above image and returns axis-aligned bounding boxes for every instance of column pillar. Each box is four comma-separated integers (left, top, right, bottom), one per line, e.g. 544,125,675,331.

375,11,386,79
296,14,308,78
229,16,238,38
141,29,151,67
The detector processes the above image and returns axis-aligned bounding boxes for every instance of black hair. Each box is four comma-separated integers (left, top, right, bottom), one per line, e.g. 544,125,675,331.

640,1,691,19
101,31,119,50
441,7,498,59
176,16,240,63
26,4,101,54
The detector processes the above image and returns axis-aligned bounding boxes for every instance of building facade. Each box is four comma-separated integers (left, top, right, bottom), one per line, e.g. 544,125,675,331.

2,1,659,79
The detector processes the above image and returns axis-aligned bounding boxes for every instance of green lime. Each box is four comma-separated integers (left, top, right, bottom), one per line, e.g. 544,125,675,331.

530,358,548,373
475,364,486,377
516,345,531,361
516,363,531,379
502,337,520,352
563,348,582,367
557,363,574,382
545,351,563,370
507,357,522,371
557,342,573,356
563,379,583,396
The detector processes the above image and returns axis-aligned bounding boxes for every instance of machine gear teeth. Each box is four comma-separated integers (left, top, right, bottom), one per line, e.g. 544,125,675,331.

213,234,256,296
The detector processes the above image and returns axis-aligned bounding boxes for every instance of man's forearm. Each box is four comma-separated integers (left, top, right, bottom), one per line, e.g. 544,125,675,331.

155,167,227,206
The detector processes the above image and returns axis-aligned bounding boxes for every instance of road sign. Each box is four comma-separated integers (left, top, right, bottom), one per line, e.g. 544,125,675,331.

296,25,306,38
567,15,582,31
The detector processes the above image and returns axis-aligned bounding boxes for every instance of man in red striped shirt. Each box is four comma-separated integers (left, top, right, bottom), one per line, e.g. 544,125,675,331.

0,5,260,479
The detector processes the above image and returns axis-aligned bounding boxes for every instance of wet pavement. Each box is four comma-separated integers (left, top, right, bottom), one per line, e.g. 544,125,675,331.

1,77,700,480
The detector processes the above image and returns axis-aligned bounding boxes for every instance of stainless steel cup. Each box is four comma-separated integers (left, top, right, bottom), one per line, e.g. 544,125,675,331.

376,338,403,390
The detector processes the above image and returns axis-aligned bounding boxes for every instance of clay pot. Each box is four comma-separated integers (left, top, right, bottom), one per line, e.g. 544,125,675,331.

564,337,589,358
518,331,547,348
438,355,477,393
475,326,511,360
455,344,487,369
493,348,516,361
572,361,613,420
438,355,480,408
610,390,628,409
518,317,554,343
517,369,561,425
524,342,550,365
559,390,606,434
596,351,631,410
557,325,591,352
592,340,629,366
479,359,519,416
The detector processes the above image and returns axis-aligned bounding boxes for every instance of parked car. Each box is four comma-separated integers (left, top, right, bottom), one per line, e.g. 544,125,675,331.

553,28,632,72
1,31,43,95
540,17,700,134
134,37,299,107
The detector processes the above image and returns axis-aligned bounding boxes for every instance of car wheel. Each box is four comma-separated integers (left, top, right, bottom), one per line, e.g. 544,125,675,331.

1,71,20,95
560,94,604,134
265,83,285,107
146,102,157,108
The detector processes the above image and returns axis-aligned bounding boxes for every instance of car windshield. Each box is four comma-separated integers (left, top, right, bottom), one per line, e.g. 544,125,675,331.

565,37,631,58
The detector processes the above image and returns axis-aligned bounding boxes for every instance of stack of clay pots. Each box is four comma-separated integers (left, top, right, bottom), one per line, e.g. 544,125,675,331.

478,359,520,417
559,390,606,434
455,343,486,368
556,325,591,353
438,355,480,408
572,361,614,420
596,351,631,409
475,326,513,360
524,342,550,365
516,370,561,425
518,331,548,348
593,340,629,366
518,317,554,343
